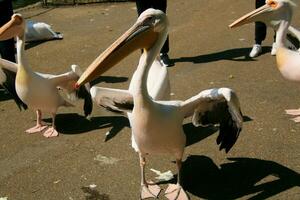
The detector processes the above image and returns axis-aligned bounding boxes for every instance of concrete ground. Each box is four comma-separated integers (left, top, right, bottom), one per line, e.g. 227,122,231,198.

0,0,299,199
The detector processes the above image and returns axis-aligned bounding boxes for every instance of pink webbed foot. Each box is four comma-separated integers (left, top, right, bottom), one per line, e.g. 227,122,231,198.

25,124,48,134
285,109,300,123
43,127,59,138
165,184,189,200
290,116,300,123
285,108,300,116
141,182,161,199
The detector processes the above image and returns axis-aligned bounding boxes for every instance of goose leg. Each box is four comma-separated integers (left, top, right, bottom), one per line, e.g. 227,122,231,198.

165,159,189,200
43,113,59,138
25,110,48,134
139,153,161,199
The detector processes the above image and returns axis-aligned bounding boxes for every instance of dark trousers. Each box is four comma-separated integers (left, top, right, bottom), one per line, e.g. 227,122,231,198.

0,0,15,62
136,0,169,54
255,0,275,44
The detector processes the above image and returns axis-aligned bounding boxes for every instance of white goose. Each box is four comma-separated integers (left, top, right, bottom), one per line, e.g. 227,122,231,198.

0,14,92,137
76,9,243,200
229,0,300,122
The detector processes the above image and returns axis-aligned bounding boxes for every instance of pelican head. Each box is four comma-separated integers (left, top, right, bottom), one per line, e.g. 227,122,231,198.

0,14,25,41
229,0,296,29
76,9,168,87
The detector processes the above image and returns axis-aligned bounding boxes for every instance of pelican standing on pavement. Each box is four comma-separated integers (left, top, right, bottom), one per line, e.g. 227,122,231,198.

0,14,92,137
76,9,243,199
229,0,300,122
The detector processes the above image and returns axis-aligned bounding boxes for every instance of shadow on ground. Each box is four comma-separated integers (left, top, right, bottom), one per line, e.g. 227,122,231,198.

81,186,110,200
180,156,300,200
0,89,12,102
43,113,130,139
171,47,271,64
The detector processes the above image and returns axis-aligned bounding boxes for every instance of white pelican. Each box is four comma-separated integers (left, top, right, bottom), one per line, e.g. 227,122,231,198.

0,14,92,137
76,9,243,199
25,20,63,42
229,0,300,122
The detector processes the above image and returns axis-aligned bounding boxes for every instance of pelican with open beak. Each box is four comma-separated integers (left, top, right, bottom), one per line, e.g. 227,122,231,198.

229,0,300,122
0,14,92,137
77,9,243,200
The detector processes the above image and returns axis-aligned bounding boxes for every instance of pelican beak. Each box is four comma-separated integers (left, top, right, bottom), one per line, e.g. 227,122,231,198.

0,14,24,40
229,4,272,28
76,21,159,87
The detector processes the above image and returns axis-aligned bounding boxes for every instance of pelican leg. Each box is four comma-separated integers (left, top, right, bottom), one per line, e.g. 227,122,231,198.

25,110,48,134
165,159,189,200
139,153,161,199
43,113,59,138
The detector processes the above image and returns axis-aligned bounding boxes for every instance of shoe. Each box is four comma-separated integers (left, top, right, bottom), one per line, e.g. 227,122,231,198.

249,44,262,58
271,43,277,56
160,53,174,67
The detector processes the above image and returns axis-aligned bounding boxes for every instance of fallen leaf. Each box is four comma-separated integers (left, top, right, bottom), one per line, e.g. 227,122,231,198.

150,168,174,181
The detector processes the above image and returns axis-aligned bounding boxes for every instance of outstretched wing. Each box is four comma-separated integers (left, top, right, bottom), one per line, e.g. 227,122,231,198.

90,86,133,113
0,58,27,110
180,88,243,153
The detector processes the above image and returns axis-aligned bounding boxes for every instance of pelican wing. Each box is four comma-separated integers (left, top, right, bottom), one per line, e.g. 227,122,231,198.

0,57,18,73
180,88,243,152
0,58,27,110
90,86,133,113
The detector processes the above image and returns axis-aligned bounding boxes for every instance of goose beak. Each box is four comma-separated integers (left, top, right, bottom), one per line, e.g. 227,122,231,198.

0,14,24,40
75,21,159,87
229,4,272,28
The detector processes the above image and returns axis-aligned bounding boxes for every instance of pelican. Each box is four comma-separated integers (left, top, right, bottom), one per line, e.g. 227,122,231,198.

25,20,63,42
0,14,92,137
229,0,300,122
76,9,243,199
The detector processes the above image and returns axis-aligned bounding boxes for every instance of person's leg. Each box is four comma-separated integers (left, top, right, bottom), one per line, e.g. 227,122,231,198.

136,0,151,16
152,0,169,54
0,0,15,62
254,0,267,45
255,22,267,45
250,0,267,57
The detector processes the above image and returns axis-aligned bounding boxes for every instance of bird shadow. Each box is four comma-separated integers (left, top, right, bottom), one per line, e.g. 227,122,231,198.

0,89,12,102
81,186,110,200
184,115,252,147
183,123,219,147
25,40,49,50
43,113,129,138
171,47,271,64
91,76,128,86
178,155,300,200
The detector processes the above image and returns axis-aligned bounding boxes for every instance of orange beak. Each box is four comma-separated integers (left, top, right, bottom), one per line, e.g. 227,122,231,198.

229,4,272,28
75,20,158,88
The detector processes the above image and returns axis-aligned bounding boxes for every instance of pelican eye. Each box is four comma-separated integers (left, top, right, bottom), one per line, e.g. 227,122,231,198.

267,0,278,8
